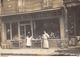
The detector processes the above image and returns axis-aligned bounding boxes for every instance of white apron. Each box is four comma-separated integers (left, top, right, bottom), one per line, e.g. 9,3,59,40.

26,36,32,46
43,39,49,48
42,33,49,48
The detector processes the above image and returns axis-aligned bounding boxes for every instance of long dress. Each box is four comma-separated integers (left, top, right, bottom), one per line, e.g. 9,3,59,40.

42,33,49,48
26,36,32,47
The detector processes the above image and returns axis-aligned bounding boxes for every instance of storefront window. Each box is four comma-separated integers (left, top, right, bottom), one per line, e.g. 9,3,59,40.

20,21,30,24
34,19,60,39
12,22,18,40
20,26,25,38
6,23,10,40
76,20,80,36
20,21,31,39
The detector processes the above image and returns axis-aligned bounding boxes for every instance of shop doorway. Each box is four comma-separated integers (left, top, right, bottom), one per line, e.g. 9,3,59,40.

20,24,31,48
20,24,31,39
26,25,31,36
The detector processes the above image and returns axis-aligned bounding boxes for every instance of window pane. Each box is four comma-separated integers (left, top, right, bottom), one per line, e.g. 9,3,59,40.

20,21,30,24
6,23,10,40
34,19,60,39
26,25,31,36
20,26,25,38
12,22,18,40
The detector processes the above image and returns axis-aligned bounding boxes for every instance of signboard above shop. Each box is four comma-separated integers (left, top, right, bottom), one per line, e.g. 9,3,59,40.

43,0,63,9
18,0,63,12
0,0,63,14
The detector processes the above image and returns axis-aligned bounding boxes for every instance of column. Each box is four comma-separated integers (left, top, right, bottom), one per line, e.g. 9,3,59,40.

60,17,65,39
10,22,12,40
31,20,33,38
0,17,1,47
62,5,69,48
18,22,21,48
18,22,20,40
1,22,7,48
63,5,68,39
0,0,1,14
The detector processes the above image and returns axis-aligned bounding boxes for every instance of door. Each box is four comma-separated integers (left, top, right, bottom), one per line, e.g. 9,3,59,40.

20,24,31,39
26,25,31,36
20,24,31,48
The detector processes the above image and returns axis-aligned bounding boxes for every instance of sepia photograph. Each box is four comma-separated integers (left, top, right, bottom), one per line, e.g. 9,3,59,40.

0,0,80,57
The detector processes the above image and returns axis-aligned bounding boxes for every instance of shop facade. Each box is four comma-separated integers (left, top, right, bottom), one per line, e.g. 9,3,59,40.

1,0,80,49
0,8,68,48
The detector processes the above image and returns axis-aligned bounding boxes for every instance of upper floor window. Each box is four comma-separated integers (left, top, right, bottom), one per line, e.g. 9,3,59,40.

12,22,18,40
34,19,60,39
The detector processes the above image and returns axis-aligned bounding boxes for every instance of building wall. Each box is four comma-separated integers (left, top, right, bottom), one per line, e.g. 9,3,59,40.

0,0,68,49
1,0,63,14
0,0,1,14
0,9,67,49
1,0,80,48
1,0,18,14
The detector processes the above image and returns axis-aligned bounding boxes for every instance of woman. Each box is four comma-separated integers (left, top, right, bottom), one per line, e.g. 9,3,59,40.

50,32,55,38
42,31,49,49
26,32,32,48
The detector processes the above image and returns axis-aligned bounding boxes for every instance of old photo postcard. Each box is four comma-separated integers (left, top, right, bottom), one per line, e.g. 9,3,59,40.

0,0,80,57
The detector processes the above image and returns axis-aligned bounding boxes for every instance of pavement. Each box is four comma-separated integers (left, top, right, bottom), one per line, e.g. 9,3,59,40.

0,46,80,56
0,48,60,56
55,46,80,56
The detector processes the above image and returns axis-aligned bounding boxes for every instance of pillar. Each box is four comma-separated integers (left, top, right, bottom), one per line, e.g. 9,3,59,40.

1,22,7,48
60,17,65,39
63,5,68,40
0,17,1,47
18,22,20,40
0,0,1,15
31,20,34,38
